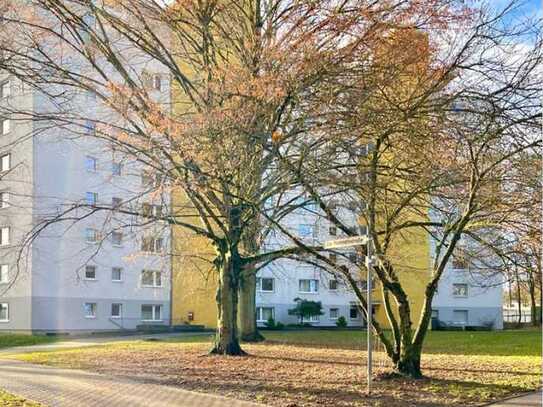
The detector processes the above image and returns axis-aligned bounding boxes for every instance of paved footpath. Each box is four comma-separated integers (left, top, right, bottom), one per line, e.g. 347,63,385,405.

0,332,211,355
0,359,264,407
487,389,542,406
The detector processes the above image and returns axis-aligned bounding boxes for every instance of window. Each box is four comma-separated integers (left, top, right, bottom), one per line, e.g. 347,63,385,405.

452,258,467,270
330,308,339,319
299,279,319,293
350,306,359,319
142,203,163,218
0,191,9,208
141,170,161,187
112,162,122,176
453,310,468,325
84,120,95,135
152,74,161,91
85,228,100,243
431,309,439,319
256,307,274,322
85,192,97,206
302,314,320,323
0,303,8,322
111,231,123,246
85,156,97,172
257,277,274,292
141,236,163,253
0,264,8,283
297,224,314,237
141,304,162,321
329,253,337,264
141,270,162,287
111,197,122,208
111,267,122,282
0,227,10,246
348,253,358,263
84,265,96,280
329,279,338,290
329,225,337,236
0,81,10,99
111,303,122,318
452,283,468,297
84,302,97,318
1,118,10,135
1,153,10,172
81,13,96,44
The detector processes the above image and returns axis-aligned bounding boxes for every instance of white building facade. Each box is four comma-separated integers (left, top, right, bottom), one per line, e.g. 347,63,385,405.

0,9,172,333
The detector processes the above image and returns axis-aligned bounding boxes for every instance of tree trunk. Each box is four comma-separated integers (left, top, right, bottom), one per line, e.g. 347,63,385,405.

396,345,422,378
527,276,538,327
238,268,264,342
210,250,246,356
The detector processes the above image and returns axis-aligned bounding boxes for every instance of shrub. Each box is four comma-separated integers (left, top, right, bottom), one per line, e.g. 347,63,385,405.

264,317,284,330
336,316,347,328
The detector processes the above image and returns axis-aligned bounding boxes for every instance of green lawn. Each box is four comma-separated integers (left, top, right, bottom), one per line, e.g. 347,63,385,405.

0,334,58,350
0,390,41,406
262,329,542,356
159,329,541,357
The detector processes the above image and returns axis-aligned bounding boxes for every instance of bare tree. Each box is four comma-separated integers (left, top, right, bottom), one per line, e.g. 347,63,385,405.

268,4,542,377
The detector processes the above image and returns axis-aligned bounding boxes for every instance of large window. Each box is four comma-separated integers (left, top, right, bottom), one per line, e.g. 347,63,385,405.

0,227,10,246
0,303,8,322
349,306,359,319
85,156,97,172
111,303,122,318
141,304,162,321
0,81,10,99
1,118,10,135
85,228,100,243
1,153,10,172
111,267,122,282
111,162,122,176
452,258,468,270
297,224,314,237
257,277,274,292
85,192,97,206
0,265,7,284
84,302,97,318
84,265,96,280
256,307,274,322
141,270,162,287
142,203,163,218
302,314,320,323
328,279,338,290
141,236,163,253
329,308,339,319
111,231,123,246
452,283,468,297
0,191,9,208
298,279,319,293
141,170,161,187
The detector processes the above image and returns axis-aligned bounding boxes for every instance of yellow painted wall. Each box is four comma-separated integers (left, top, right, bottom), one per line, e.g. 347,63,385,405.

171,218,218,327
372,225,431,328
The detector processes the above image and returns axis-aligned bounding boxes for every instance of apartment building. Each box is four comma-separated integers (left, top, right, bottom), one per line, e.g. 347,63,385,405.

431,242,504,329
0,11,171,333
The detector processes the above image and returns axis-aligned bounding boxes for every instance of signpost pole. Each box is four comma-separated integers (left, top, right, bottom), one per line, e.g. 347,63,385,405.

366,237,373,395
323,234,373,395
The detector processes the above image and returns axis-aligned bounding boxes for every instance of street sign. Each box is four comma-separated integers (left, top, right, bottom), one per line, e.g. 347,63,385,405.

323,235,368,249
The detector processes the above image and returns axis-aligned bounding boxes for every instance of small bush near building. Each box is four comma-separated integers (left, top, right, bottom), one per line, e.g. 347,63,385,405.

335,316,348,328
264,317,284,330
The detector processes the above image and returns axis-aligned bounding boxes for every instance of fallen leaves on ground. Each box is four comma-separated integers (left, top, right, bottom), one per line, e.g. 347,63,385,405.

15,341,541,407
